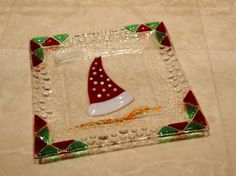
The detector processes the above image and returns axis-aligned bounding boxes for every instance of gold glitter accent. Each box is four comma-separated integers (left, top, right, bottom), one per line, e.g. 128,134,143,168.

69,106,161,130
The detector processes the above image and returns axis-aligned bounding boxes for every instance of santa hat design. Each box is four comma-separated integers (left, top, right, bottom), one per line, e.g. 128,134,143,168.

88,57,134,116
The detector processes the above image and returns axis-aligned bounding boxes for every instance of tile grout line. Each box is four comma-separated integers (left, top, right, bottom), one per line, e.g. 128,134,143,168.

197,3,233,171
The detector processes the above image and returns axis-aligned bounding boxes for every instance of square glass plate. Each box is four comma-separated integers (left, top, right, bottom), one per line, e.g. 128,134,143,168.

29,21,209,164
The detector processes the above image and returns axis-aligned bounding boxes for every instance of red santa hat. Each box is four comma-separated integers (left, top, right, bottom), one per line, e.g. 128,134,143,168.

87,57,134,116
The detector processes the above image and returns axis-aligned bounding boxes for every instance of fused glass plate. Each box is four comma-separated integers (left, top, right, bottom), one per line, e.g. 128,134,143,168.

29,21,209,164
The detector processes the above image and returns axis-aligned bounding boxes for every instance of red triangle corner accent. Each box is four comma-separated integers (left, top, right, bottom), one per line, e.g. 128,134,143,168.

52,140,75,150
42,37,60,46
34,136,47,156
30,40,40,52
168,121,188,131
31,54,42,67
136,24,152,32
161,36,171,46
183,90,199,106
34,114,47,133
156,22,167,33
193,110,208,126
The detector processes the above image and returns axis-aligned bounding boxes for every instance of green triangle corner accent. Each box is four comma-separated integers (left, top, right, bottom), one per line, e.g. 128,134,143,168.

32,36,48,46
34,47,44,60
37,126,52,144
53,34,69,43
186,104,198,119
156,31,166,43
158,126,179,137
146,22,160,29
185,122,206,132
124,24,140,32
38,145,59,158
67,140,88,152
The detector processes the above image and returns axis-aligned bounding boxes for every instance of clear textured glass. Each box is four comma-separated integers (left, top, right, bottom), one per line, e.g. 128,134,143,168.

30,23,209,164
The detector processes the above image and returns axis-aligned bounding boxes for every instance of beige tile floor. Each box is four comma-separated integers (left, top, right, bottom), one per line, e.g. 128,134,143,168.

0,0,235,175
